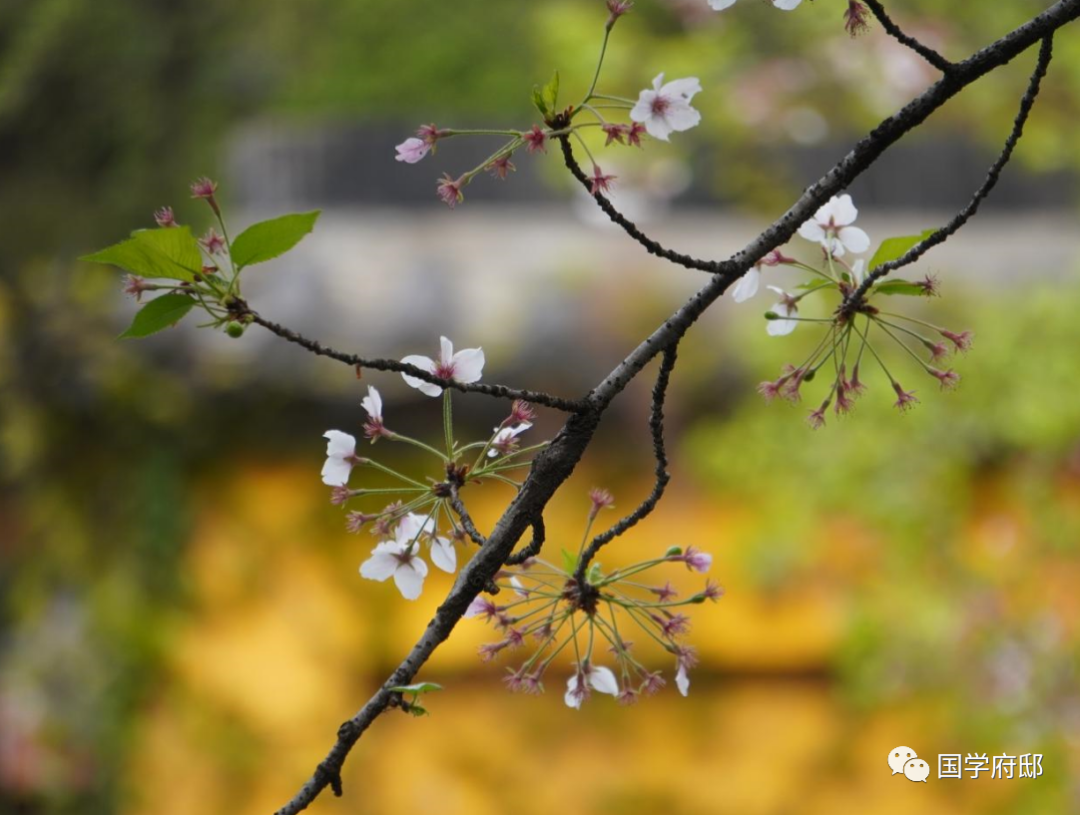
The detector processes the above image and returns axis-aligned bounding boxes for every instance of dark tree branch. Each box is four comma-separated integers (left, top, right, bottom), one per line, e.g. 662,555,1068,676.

576,343,677,581
241,307,589,414
505,517,546,566
862,0,954,73
558,135,719,273
274,4,1079,813
844,34,1054,311
449,487,487,546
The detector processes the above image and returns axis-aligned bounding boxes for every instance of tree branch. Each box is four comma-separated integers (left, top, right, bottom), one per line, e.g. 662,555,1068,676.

241,307,589,414
844,34,1054,311
862,0,954,73
576,342,677,581
505,517,546,566
273,4,1080,812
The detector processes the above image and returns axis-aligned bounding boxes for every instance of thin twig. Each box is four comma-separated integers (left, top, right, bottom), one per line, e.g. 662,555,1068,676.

242,307,589,414
576,343,677,580
844,34,1054,312
505,517,546,566
863,0,954,73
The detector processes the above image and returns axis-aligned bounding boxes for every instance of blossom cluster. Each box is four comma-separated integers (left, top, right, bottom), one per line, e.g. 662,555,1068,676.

391,0,867,210
465,490,722,707
731,193,973,427
322,338,544,599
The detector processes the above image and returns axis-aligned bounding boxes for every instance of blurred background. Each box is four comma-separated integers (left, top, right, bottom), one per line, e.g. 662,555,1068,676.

3,0,1080,813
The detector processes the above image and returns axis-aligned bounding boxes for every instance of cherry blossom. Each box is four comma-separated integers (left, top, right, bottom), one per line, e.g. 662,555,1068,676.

564,663,620,709
488,422,531,457
765,286,799,336
708,0,802,10
395,138,430,164
361,385,390,440
797,194,871,257
321,430,359,486
359,513,439,599
629,73,702,142
401,336,485,397
730,249,792,303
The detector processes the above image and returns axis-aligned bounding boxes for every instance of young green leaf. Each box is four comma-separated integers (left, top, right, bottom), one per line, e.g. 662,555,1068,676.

229,211,321,269
119,293,195,339
541,70,559,115
389,682,443,695
531,87,549,119
868,229,937,271
873,279,930,297
561,548,579,575
82,227,203,282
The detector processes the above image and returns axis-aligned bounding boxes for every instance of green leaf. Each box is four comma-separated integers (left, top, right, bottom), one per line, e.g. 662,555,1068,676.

389,682,443,695
229,211,321,269
119,293,195,339
586,562,603,585
531,70,559,120
408,704,429,717
82,227,203,282
868,229,937,271
873,279,928,297
561,548,579,575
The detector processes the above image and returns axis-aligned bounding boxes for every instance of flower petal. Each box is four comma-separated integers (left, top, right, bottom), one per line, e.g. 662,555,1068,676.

661,77,702,101
663,102,702,133
731,267,760,303
830,194,858,226
797,220,826,244
361,386,383,420
393,557,428,600
396,512,436,543
588,666,620,696
773,0,803,10
429,537,457,573
709,0,738,8
401,354,442,397
564,674,584,709
676,664,690,697
838,225,870,254
359,547,398,582
324,430,356,458
451,347,485,383
321,456,353,486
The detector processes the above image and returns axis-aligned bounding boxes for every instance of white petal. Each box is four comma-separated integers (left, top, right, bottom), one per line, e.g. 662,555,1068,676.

588,666,620,696
797,220,826,244
651,73,665,91
676,665,690,696
851,259,866,285
838,225,870,254
400,354,442,397
643,116,674,142
629,95,655,125
430,537,457,573
663,102,702,134
766,285,787,296
393,557,428,600
321,456,353,486
731,267,760,303
564,675,584,709
396,512,436,543
661,77,702,101
361,386,382,420
773,0,802,10
767,302,798,336
827,236,847,258
359,547,398,582
324,430,357,458
709,0,737,7
464,596,490,619
510,576,528,598
439,336,454,365
830,194,858,226
451,347,485,383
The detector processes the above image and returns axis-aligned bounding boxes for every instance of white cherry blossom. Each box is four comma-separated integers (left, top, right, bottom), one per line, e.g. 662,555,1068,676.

766,285,799,336
488,422,532,457
630,73,702,142
564,663,620,709
401,336,485,398
360,513,439,599
797,194,871,257
361,386,382,422
709,0,803,9
321,430,358,486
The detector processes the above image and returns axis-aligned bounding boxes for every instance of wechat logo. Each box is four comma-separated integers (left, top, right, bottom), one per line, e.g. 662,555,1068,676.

889,746,929,782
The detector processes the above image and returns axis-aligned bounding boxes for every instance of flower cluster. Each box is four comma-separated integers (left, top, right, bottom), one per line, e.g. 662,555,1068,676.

731,193,973,428
322,339,546,599
465,491,722,707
